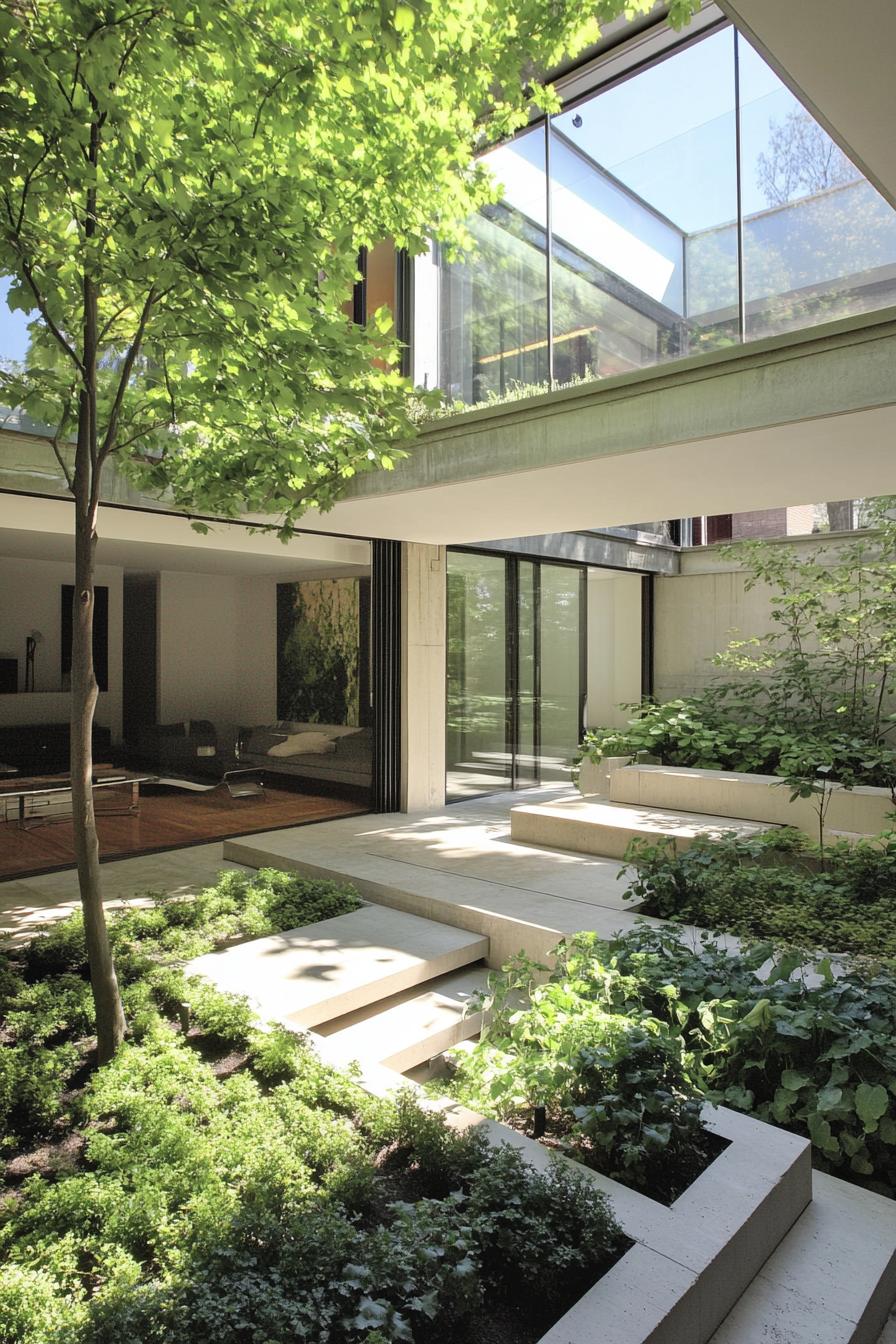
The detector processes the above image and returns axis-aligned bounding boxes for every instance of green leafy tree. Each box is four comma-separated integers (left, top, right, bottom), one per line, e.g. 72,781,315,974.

0,0,698,1060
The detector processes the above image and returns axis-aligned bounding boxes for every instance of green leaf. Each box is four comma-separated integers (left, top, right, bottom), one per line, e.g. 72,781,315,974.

855,1082,889,1131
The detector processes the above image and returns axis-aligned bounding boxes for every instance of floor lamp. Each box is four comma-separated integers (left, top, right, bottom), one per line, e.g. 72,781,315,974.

25,629,43,692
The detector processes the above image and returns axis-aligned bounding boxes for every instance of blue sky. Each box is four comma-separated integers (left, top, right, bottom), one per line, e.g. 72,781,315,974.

0,277,32,364
553,29,838,234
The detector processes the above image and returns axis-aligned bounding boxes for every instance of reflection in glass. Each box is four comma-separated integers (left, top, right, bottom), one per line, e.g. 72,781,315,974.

737,39,896,338
420,25,896,408
551,28,738,381
446,553,510,800
446,553,585,800
439,128,548,405
537,564,583,781
516,560,539,786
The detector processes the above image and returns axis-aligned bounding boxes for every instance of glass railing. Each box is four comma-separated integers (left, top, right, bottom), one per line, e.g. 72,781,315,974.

417,25,896,410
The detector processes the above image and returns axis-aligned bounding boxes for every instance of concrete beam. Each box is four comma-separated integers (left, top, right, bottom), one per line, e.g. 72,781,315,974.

296,308,896,543
472,531,680,575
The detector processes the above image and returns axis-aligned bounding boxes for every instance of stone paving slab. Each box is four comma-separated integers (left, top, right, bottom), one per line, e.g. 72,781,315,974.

510,796,774,860
188,902,488,1028
708,1171,896,1344
319,964,489,1072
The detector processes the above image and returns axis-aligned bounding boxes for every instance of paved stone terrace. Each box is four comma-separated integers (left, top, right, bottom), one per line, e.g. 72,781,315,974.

0,785,725,959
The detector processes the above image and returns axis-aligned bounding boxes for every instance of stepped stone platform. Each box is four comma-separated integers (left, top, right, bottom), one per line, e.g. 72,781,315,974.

187,903,488,1029
510,795,773,860
609,763,893,838
709,1170,896,1344
317,964,489,1072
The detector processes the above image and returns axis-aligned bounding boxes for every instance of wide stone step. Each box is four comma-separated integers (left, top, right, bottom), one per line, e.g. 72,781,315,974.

609,764,892,838
510,796,773,860
708,1171,896,1344
317,965,490,1072
187,904,488,1029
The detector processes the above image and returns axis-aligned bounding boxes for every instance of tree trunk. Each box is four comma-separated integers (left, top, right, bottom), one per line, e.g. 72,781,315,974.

71,420,126,1063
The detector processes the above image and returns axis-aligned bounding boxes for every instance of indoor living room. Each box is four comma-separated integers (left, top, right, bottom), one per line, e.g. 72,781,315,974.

0,516,373,878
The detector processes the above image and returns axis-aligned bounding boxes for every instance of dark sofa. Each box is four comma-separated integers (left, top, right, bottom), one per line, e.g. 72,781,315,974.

237,722,372,790
127,719,372,792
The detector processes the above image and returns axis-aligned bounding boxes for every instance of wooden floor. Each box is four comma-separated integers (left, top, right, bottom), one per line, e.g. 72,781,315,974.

0,784,366,881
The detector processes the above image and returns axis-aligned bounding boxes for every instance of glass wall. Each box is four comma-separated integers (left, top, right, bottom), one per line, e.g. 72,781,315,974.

446,552,511,798
550,28,738,380
420,26,896,407
438,129,549,405
446,551,585,801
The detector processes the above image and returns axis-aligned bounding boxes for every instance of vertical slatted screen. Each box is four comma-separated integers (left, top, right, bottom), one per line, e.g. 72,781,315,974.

372,539,402,812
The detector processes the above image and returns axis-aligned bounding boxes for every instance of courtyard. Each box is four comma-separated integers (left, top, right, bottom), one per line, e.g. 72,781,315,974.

2,0,896,1340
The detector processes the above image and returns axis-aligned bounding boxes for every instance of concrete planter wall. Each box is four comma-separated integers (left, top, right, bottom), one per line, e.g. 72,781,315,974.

306,1032,812,1344
578,755,634,798
609,764,895,838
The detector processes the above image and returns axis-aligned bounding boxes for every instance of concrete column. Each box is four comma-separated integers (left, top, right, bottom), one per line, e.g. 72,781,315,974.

586,569,643,729
400,542,446,811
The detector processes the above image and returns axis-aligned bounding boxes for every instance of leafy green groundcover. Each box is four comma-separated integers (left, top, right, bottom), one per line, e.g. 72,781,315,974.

0,871,626,1344
441,955,718,1204
622,829,896,962
453,928,896,1197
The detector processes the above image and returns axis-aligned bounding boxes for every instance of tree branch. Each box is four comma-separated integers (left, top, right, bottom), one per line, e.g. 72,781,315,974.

98,285,158,463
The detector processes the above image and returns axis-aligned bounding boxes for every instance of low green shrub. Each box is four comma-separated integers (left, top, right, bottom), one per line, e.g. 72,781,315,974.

577,694,896,790
555,927,896,1194
623,829,896,961
444,952,709,1200
1,879,627,1343
0,1024,625,1343
0,869,364,1151
18,868,362,984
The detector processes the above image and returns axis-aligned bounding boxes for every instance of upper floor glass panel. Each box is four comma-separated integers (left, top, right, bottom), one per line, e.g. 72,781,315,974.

416,25,896,407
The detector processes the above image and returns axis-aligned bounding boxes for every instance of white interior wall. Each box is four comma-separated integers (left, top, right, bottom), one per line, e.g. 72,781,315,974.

157,571,277,726
585,568,642,728
0,555,123,737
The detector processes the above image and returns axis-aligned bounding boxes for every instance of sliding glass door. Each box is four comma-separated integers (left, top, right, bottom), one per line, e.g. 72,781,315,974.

446,551,585,802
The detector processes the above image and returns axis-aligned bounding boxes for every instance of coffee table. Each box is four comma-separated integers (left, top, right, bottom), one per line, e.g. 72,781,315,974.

0,770,156,829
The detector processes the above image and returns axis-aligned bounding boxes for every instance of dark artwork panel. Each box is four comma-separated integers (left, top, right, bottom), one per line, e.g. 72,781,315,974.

276,579,368,724
61,585,109,692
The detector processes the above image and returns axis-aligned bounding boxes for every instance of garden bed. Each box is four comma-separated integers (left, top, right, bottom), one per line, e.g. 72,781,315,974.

0,871,628,1344
622,827,896,962
453,926,896,1198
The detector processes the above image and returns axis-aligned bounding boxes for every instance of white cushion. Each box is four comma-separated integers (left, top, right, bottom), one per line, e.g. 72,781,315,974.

267,731,337,758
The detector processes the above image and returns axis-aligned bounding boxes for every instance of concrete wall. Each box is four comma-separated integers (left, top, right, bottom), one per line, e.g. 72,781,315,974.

653,533,858,701
157,571,277,727
0,555,124,738
586,569,642,728
401,542,446,811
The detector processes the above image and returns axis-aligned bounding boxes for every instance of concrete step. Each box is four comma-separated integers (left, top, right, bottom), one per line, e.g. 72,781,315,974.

510,796,774,860
317,965,489,1072
609,763,892,838
187,903,489,1029
708,1171,896,1344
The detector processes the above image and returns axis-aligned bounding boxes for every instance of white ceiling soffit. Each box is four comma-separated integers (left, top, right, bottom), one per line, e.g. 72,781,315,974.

0,495,371,576
718,0,896,210
293,404,896,545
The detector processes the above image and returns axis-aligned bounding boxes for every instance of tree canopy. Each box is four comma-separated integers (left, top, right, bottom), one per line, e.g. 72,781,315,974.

0,0,696,521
